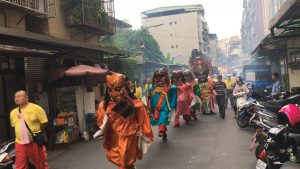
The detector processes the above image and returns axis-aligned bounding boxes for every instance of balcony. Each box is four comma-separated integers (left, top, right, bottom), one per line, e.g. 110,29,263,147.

0,0,56,17
64,0,115,36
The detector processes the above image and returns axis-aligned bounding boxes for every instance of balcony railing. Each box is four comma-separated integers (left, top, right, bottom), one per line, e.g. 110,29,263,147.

0,0,55,17
64,0,115,36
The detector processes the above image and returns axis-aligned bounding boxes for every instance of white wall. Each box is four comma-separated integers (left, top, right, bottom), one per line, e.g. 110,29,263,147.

142,12,201,63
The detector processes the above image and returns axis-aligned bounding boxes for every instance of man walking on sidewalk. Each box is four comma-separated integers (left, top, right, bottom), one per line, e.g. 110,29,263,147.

213,76,227,119
10,90,49,169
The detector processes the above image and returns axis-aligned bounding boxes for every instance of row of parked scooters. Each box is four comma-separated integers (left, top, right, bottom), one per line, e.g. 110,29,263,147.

236,87,300,169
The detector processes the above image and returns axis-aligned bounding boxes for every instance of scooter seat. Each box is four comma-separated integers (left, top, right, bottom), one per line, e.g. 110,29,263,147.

262,119,278,128
280,161,300,169
260,109,279,118
259,102,282,113
267,94,300,107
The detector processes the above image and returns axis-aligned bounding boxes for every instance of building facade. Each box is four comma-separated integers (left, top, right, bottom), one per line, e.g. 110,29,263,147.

241,0,265,55
0,0,120,146
252,0,300,90
141,5,209,64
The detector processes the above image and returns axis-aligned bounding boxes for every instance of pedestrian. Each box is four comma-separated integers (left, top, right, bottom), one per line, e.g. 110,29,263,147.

97,73,153,169
148,68,177,142
134,81,143,100
224,74,236,112
183,70,200,120
231,72,238,83
10,90,49,169
171,70,194,127
233,79,249,117
271,72,283,96
213,75,227,119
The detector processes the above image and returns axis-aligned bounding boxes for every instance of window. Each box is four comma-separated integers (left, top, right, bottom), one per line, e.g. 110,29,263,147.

171,45,174,48
245,71,271,82
176,45,178,48
175,21,177,24
170,33,173,37
169,22,172,25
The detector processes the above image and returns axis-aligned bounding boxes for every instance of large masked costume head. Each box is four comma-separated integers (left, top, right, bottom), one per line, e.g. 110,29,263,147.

171,70,185,86
106,73,127,102
104,73,135,115
189,49,212,84
152,68,170,87
183,70,194,83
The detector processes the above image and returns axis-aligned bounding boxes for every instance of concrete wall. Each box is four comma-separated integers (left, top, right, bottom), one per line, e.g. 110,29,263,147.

142,12,201,63
2,9,26,30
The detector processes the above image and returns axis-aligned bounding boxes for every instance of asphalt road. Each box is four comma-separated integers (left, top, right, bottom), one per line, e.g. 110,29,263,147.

48,109,257,169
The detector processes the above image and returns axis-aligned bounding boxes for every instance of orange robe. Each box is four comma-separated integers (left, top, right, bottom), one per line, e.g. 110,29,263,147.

97,100,154,168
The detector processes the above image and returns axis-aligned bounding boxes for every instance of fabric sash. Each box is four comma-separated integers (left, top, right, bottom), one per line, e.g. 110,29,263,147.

17,113,30,144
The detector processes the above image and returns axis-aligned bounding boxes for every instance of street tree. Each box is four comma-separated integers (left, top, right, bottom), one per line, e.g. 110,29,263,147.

105,29,166,63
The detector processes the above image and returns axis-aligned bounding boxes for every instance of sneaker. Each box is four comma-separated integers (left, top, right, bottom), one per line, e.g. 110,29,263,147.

174,124,180,128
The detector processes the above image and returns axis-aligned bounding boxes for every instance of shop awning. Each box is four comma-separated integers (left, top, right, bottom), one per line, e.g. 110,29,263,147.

251,34,288,56
0,26,129,57
0,44,56,56
269,0,300,38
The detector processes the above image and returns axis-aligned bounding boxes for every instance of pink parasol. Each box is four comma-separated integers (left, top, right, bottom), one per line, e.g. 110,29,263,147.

64,65,108,76
49,65,109,82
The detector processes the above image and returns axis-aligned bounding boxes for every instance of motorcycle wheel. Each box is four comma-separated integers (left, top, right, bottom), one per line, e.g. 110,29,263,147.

255,144,264,159
237,116,249,128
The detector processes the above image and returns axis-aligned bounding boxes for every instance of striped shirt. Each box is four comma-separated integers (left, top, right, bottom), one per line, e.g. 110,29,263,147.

213,82,227,95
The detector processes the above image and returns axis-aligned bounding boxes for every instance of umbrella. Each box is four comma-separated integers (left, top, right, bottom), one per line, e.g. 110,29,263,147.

50,65,109,134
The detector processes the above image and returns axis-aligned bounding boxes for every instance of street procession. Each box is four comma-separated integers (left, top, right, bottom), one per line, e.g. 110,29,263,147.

0,0,300,169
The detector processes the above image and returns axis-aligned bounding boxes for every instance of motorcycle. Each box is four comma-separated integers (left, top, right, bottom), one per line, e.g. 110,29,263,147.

0,140,15,169
256,125,300,169
237,94,300,129
256,102,300,169
0,140,35,169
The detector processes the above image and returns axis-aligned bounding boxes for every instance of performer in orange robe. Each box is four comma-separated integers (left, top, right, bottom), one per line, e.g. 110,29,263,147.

97,73,154,169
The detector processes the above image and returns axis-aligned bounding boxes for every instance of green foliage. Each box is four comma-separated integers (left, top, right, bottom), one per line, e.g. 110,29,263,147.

61,0,108,24
118,57,138,78
108,29,166,63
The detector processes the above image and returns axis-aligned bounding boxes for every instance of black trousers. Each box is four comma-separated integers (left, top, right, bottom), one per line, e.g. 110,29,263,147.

216,95,226,117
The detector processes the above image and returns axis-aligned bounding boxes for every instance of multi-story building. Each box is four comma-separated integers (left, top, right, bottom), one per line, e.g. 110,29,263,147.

252,0,300,90
141,4,210,64
241,0,265,55
208,34,218,66
0,0,121,146
217,36,243,73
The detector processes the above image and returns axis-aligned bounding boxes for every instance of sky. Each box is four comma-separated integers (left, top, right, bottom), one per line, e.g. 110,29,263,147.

114,0,243,39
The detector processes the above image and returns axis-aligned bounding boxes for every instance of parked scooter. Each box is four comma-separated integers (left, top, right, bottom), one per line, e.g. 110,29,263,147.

256,102,300,169
0,140,15,169
0,140,35,169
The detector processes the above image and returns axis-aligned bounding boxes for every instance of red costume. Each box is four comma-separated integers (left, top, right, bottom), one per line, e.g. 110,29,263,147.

171,70,194,127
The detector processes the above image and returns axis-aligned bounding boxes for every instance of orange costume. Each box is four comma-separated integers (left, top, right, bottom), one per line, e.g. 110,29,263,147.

97,73,154,169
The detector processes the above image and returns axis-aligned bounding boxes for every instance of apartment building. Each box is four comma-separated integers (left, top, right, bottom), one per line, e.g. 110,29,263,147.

251,0,300,90
141,4,209,64
241,0,265,54
0,0,121,145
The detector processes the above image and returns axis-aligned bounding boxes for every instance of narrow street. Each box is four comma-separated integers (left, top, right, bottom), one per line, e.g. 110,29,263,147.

48,108,257,169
